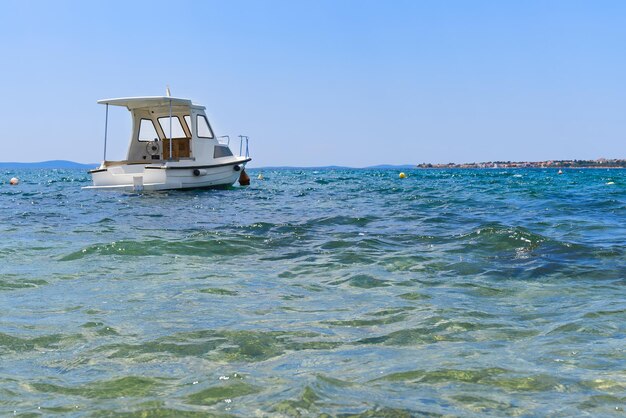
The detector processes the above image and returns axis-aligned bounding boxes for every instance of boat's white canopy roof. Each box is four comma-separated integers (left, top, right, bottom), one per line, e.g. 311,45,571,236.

97,96,196,110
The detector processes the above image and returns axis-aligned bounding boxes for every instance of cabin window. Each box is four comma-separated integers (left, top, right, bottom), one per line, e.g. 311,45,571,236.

158,116,187,138
197,115,214,138
138,119,159,142
214,145,233,158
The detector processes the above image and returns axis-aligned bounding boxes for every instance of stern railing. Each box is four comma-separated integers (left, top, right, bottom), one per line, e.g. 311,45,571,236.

238,135,250,158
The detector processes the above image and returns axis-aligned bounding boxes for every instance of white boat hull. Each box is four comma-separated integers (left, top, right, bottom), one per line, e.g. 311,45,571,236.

84,159,249,191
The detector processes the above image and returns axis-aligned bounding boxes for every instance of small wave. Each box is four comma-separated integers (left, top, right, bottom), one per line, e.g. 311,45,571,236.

325,274,390,288
307,215,378,228
374,368,567,392
29,376,163,399
547,320,619,337
0,278,48,290
322,313,408,327
188,379,260,406
458,224,548,251
357,326,461,346
398,292,431,300
450,223,615,269
0,332,82,352
198,287,239,296
94,329,342,363
373,367,508,384
59,235,267,260
582,309,626,319
270,386,321,416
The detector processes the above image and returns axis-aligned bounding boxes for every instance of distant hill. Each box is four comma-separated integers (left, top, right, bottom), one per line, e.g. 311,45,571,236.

365,164,416,169
254,165,350,170
0,160,98,169
254,164,415,170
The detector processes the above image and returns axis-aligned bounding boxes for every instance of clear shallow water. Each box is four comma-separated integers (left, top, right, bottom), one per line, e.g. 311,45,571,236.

0,167,624,417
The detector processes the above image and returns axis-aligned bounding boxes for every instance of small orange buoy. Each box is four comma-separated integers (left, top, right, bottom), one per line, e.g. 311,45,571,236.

9,177,19,185
238,169,250,186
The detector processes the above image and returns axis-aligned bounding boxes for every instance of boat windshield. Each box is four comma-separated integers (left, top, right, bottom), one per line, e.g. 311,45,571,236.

158,116,187,138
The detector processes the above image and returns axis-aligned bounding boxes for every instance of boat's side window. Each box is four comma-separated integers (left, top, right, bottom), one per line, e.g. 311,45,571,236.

197,115,214,139
157,116,186,139
138,119,159,142
214,145,234,158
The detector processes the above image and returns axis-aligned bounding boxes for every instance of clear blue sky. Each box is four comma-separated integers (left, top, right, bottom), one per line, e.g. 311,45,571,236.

1,0,624,166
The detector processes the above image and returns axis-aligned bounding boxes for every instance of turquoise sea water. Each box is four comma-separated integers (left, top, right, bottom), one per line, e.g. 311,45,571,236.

0,168,624,417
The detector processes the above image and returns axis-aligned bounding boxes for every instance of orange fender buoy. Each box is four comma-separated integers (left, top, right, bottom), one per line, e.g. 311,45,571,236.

238,169,250,186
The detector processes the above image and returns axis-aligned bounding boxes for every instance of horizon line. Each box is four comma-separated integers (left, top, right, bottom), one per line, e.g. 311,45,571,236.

1,159,625,170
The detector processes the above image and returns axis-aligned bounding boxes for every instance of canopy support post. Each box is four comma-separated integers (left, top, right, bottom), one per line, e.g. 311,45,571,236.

103,103,109,161
168,99,173,160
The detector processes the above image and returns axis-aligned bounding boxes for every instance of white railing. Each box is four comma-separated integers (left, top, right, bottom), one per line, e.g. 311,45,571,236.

238,135,250,158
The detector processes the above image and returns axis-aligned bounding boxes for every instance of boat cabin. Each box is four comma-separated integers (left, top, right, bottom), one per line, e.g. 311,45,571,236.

98,96,233,165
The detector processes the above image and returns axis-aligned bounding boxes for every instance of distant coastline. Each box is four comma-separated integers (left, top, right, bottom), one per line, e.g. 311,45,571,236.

0,160,97,169
416,158,626,169
1,159,625,170
0,162,418,170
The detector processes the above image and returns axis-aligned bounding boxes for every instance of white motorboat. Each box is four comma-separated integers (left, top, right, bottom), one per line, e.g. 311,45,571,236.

84,95,251,191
